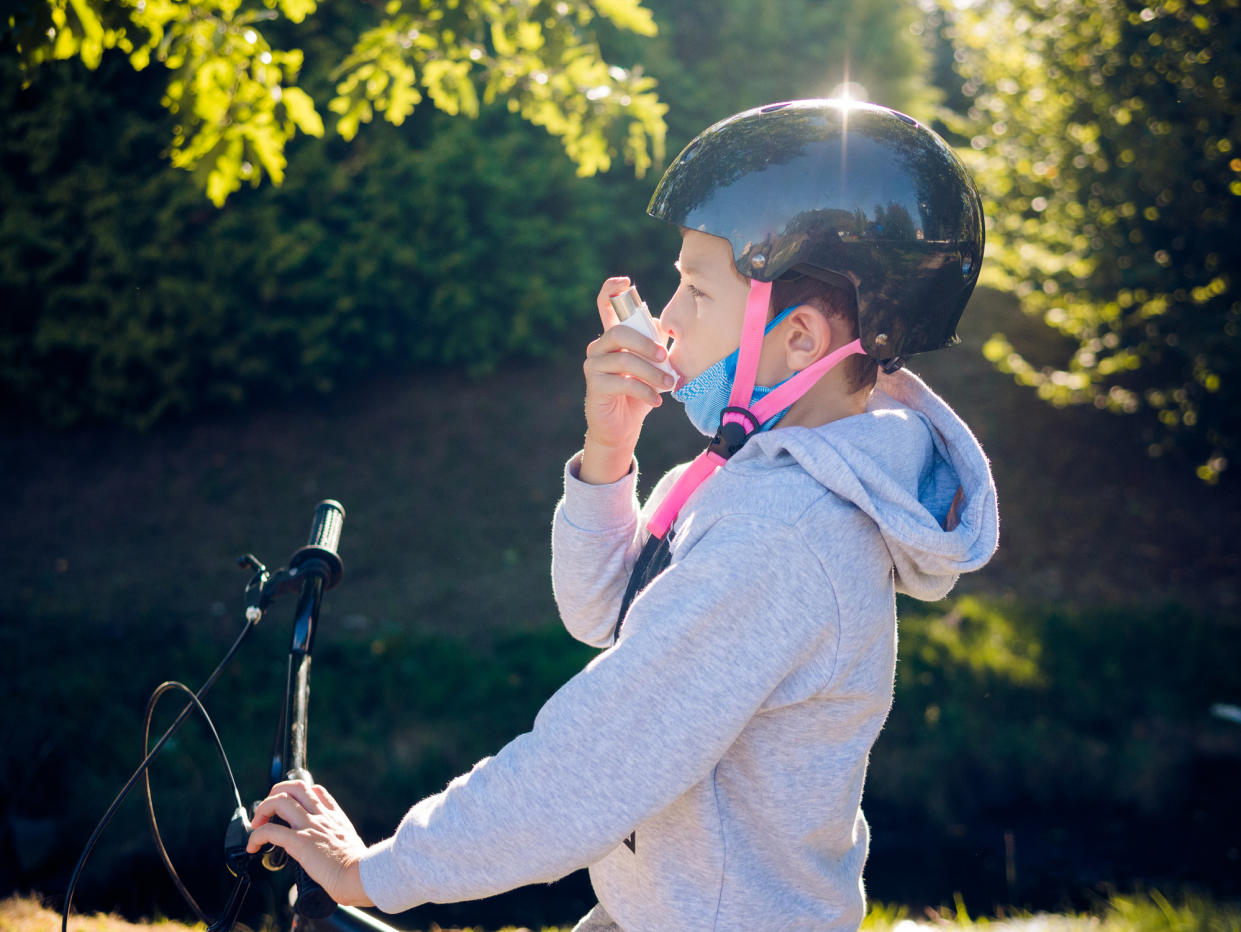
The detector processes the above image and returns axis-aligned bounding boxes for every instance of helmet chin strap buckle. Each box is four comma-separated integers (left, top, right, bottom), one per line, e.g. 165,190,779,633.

709,407,761,460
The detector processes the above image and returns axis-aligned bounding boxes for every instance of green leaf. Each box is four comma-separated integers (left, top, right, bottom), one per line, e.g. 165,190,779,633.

275,0,317,24
281,85,324,136
590,0,657,37
205,136,244,207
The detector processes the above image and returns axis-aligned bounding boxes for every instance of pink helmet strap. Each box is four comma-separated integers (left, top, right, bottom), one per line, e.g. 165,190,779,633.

750,337,866,424
646,447,726,539
644,280,867,540
726,279,774,408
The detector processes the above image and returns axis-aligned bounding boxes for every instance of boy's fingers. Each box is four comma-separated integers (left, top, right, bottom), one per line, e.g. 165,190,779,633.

268,778,310,795
586,350,676,391
596,276,631,328
245,820,297,854
261,779,322,816
591,373,663,408
287,782,322,813
251,793,314,830
587,324,666,362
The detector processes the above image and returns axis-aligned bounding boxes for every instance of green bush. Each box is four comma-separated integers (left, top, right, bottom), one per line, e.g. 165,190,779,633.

871,596,1241,825
944,0,1241,481
0,52,602,427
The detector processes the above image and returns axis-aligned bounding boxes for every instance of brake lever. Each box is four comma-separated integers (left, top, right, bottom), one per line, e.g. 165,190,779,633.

210,805,261,932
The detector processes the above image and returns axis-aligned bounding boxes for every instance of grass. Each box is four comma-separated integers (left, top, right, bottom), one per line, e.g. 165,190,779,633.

1,893,572,932
1,893,202,931
864,891,1241,931
11,891,1239,932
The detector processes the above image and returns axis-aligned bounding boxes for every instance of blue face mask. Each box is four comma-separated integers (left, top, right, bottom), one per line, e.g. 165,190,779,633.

671,305,797,437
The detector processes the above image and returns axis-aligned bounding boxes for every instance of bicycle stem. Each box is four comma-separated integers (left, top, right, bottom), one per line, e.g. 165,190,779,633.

261,548,341,920
272,568,326,786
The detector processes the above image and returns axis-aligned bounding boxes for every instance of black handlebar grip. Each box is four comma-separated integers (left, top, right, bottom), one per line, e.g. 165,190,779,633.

293,862,338,919
307,500,345,553
288,500,345,589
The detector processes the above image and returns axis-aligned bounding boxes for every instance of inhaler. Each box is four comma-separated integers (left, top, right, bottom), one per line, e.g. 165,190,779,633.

609,284,678,388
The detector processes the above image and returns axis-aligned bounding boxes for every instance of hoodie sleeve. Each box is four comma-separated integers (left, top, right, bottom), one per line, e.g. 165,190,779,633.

358,513,839,913
550,453,688,648
550,452,643,647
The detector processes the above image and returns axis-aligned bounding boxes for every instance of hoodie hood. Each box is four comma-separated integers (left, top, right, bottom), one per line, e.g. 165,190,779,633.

742,368,999,601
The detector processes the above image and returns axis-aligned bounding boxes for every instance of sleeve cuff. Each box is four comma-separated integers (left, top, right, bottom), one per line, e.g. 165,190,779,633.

358,835,421,915
560,452,639,533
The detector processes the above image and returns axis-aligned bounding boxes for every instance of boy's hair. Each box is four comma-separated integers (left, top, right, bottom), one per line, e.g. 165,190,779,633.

770,274,879,394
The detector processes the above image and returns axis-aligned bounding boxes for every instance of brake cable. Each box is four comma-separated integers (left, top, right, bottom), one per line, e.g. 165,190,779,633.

143,679,250,925
61,615,258,932
63,501,346,932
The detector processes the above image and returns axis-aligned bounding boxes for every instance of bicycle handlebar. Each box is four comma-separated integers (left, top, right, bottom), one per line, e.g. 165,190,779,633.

293,860,339,919
281,501,345,919
307,499,345,554
67,499,366,932
288,500,345,590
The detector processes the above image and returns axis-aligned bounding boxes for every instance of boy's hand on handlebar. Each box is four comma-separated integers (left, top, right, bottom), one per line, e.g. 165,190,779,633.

246,779,375,909
582,276,675,485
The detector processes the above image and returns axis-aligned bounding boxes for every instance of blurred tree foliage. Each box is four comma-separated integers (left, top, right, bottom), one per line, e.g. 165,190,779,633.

944,0,1240,481
0,0,933,428
0,49,605,426
6,0,667,205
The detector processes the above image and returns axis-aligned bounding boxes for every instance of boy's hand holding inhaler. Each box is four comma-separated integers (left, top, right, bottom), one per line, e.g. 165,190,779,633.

580,276,677,485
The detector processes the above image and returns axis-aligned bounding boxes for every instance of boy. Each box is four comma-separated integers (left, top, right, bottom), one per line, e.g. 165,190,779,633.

246,99,1000,931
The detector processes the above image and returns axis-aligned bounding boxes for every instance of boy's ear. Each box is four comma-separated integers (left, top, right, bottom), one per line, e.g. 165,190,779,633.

782,304,839,369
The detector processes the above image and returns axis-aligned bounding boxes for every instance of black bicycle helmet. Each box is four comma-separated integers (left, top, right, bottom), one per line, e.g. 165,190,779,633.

647,99,984,371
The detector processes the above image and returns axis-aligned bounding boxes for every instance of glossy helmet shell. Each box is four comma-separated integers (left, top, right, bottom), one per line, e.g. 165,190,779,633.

647,99,985,370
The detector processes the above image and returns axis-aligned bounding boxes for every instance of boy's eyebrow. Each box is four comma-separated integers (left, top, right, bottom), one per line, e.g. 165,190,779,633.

674,258,705,277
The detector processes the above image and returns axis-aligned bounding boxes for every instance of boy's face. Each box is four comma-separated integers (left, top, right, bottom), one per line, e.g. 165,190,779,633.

659,230,751,386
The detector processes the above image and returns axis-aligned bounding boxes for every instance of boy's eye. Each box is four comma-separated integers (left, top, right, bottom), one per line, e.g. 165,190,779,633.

686,283,707,299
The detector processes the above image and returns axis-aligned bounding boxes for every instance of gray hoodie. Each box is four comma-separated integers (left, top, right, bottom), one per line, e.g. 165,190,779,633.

358,369,999,930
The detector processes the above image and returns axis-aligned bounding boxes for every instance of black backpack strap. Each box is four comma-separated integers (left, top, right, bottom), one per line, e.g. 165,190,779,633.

612,530,674,643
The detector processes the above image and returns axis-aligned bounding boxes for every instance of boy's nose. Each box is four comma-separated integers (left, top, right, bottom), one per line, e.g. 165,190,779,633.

657,290,688,342
653,310,673,344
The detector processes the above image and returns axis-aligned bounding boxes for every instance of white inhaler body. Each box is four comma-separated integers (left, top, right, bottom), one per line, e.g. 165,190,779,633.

609,284,678,389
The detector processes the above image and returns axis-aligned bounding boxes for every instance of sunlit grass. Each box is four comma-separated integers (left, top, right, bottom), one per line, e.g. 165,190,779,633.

11,891,1238,932
0,893,203,931
864,890,1241,931
0,894,572,932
